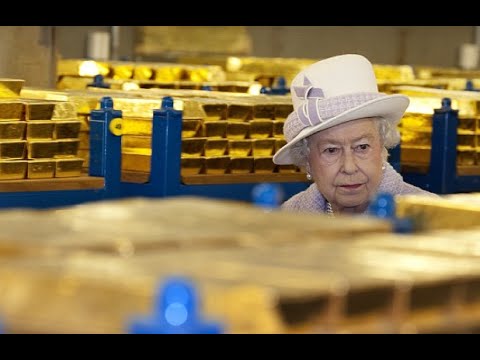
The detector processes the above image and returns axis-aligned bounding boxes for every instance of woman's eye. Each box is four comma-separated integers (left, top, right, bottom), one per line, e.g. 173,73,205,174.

324,147,339,154
356,144,370,151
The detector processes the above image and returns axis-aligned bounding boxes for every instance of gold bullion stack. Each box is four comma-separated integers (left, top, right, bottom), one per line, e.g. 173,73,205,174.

0,79,83,180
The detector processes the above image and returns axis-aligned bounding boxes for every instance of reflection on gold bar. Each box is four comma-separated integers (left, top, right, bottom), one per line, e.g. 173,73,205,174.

458,118,476,133
133,66,154,80
56,140,80,157
401,146,431,164
0,141,26,159
273,120,285,138
203,104,227,121
79,115,89,131
55,121,81,139
79,131,89,149
27,159,55,179
250,120,273,139
274,104,293,120
182,138,206,158
27,141,57,159
254,156,276,173
401,114,432,129
253,105,275,120
0,160,26,179
182,119,202,138
112,64,134,80
226,121,249,139
228,140,252,157
229,157,253,174
26,121,54,140
55,158,84,177
0,102,23,120
400,129,431,146
25,103,55,120
277,164,298,173
205,122,227,138
205,139,228,157
154,66,184,82
0,122,25,140
123,118,152,136
181,157,205,175
122,135,151,149
457,134,475,149
457,151,476,165
227,104,252,121
122,152,150,173
252,139,275,157
0,79,24,98
275,139,287,152
205,156,229,175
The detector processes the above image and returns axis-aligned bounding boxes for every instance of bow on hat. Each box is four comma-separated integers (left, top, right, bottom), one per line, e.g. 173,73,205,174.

293,76,325,127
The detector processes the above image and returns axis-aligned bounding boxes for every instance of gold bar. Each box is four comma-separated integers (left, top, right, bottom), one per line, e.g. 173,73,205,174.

122,151,150,173
25,102,55,120
178,82,199,90
122,135,151,150
205,121,227,138
181,157,205,175
154,66,184,82
401,146,431,164
0,79,24,98
0,122,26,140
277,164,298,173
228,140,252,157
182,138,206,158
56,140,80,158
79,131,89,150
122,118,152,136
26,121,54,140
205,156,230,175
226,121,249,140
457,134,475,150
77,149,89,167
401,114,432,129
217,84,235,92
273,120,285,138
275,139,287,152
457,150,476,166
253,105,275,120
203,104,227,121
400,129,431,146
54,121,81,139
55,158,84,177
227,104,252,121
133,66,154,81
249,120,273,139
27,159,55,179
274,104,294,120
0,102,23,120
111,64,134,80
79,115,90,131
458,118,476,133
254,156,276,173
27,141,57,159
252,139,275,157
205,139,228,157
0,141,26,159
182,119,202,138
229,157,254,174
0,160,27,179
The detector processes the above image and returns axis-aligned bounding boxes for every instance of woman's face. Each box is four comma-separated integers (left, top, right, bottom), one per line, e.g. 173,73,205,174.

307,118,384,213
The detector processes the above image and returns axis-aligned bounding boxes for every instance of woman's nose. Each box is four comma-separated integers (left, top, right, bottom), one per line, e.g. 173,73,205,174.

341,151,358,174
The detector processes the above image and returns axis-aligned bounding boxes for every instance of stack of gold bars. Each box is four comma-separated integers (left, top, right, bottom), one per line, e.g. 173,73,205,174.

21,86,304,183
0,79,83,180
0,193,480,333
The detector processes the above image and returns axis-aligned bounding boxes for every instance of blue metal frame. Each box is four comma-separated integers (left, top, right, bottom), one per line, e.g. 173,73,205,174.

0,96,309,209
402,97,480,194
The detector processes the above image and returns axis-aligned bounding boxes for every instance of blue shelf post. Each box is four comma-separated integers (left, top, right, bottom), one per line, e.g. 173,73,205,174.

89,96,123,199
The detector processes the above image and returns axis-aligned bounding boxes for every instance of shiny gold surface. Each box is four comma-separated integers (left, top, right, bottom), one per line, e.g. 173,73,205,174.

0,160,27,179
0,122,26,140
204,122,227,138
122,150,150,173
252,139,275,157
400,129,431,146
0,141,26,159
54,121,81,139
57,59,110,77
275,139,287,153
111,64,134,80
457,150,476,166
205,156,229,175
133,65,154,81
121,118,152,136
272,120,285,138
0,101,23,120
25,102,55,121
26,121,54,140
27,159,55,179
228,140,252,157
78,132,89,150
122,135,151,150
249,120,273,139
226,122,249,139
277,164,298,173
401,146,431,164
182,119,202,138
181,157,205,175
253,105,275,120
229,157,253,174
274,104,293,120
27,141,57,159
227,104,252,121
205,139,228,157
55,158,84,177
56,140,80,158
0,79,24,98
181,138,206,158
254,156,275,173
203,104,227,121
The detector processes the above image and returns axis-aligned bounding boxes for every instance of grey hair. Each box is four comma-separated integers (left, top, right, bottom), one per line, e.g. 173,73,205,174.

289,117,400,167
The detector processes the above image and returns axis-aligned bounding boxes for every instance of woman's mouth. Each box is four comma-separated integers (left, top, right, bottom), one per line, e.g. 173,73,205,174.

339,184,363,190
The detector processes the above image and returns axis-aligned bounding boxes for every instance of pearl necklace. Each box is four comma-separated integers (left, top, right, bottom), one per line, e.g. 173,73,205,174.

325,202,335,217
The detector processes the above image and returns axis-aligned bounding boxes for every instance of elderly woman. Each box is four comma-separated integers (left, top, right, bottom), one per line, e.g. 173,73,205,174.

272,54,436,215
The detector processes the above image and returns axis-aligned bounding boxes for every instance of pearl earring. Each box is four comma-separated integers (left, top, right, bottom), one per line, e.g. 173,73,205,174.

306,173,312,181
382,163,386,171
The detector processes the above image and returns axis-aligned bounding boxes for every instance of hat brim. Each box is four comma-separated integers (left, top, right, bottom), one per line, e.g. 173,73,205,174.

272,94,409,165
